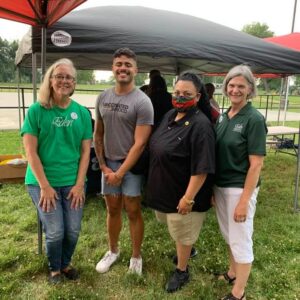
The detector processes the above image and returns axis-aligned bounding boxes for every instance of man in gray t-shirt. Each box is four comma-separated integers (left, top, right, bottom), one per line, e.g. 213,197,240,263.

94,48,153,276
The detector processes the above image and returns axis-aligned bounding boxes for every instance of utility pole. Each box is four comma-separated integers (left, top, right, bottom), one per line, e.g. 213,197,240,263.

291,0,298,32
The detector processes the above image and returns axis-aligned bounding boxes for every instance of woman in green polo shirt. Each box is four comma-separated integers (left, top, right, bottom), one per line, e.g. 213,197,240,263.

214,65,267,300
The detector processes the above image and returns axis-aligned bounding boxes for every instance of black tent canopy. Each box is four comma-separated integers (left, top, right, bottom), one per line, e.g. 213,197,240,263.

16,6,300,75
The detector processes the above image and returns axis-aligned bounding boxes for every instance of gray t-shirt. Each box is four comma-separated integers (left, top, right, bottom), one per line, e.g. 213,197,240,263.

95,87,154,160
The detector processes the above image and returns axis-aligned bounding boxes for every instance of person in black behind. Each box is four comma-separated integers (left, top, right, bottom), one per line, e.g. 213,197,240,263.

140,69,161,93
85,108,101,196
147,75,173,130
146,71,215,293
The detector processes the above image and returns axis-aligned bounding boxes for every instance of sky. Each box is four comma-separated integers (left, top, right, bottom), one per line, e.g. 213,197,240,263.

0,0,299,79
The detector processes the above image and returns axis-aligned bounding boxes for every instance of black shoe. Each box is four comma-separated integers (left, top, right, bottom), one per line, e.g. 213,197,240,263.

165,268,190,293
172,247,198,265
48,273,62,284
62,267,79,280
221,292,246,300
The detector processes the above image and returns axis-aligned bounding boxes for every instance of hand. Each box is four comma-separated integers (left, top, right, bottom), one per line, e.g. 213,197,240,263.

39,185,58,212
234,200,248,223
101,165,113,174
67,185,85,210
104,172,122,186
177,197,193,215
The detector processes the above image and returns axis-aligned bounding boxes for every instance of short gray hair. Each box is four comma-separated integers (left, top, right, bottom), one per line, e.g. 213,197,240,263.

222,65,257,99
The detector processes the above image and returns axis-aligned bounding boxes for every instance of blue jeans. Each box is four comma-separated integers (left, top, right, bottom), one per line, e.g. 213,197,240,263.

27,185,84,271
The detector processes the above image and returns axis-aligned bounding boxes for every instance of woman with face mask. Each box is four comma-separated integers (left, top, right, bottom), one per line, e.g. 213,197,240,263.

146,71,215,293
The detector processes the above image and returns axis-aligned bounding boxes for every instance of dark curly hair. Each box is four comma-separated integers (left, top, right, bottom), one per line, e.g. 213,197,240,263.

113,47,137,62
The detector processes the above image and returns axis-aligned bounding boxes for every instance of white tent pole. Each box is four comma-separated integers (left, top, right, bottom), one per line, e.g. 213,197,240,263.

277,77,285,124
294,122,300,212
283,76,290,125
17,67,22,130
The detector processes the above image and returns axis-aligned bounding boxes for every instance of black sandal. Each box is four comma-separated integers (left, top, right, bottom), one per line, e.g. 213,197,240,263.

216,272,236,284
221,292,246,300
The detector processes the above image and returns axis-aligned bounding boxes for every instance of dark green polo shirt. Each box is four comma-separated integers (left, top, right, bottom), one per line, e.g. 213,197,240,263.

215,102,267,188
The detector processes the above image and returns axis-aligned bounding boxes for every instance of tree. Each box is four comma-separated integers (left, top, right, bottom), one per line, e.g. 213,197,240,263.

242,22,274,38
135,73,148,86
0,38,18,82
242,22,278,93
164,75,176,88
76,70,95,84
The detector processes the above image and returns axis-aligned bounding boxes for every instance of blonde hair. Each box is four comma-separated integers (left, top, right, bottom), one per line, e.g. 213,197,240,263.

38,58,77,108
222,65,257,99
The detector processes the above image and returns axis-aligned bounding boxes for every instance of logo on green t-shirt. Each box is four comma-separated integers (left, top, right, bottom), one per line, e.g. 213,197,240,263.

52,112,78,127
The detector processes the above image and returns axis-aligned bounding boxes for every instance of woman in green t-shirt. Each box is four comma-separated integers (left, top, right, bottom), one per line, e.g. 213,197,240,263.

21,58,92,284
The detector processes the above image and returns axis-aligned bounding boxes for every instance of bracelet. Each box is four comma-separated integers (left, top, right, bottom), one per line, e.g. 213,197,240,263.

183,195,195,206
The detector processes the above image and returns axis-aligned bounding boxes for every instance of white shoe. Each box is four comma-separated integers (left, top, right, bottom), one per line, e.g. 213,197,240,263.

128,257,142,275
95,250,120,273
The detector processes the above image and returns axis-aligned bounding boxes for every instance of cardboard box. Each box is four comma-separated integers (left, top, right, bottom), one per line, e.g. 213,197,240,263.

0,154,27,183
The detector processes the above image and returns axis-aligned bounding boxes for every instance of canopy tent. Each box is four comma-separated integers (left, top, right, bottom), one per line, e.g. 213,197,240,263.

265,33,300,51
15,6,300,76
263,33,300,124
0,0,86,74
0,0,86,27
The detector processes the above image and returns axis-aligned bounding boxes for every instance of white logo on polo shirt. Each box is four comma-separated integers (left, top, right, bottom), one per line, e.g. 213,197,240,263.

233,124,243,133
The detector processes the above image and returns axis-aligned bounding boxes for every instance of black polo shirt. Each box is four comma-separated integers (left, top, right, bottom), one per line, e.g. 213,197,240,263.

146,107,215,213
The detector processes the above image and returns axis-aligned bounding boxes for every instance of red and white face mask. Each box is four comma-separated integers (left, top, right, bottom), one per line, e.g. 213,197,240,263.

172,95,197,112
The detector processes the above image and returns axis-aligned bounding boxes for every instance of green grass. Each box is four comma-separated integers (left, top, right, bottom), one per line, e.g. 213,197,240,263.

0,130,299,299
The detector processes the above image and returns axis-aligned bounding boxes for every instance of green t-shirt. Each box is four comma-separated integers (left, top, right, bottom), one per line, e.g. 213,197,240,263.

215,102,267,188
21,100,93,186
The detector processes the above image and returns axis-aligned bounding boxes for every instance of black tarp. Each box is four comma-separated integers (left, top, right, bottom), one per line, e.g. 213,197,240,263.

16,6,300,75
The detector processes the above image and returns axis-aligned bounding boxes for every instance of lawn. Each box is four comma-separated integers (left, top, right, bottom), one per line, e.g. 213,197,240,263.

0,129,299,299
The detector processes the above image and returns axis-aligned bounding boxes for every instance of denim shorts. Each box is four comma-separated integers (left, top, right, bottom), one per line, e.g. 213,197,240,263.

101,158,143,197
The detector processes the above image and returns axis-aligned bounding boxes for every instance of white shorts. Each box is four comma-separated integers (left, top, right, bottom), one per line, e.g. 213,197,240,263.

155,211,206,245
214,186,259,264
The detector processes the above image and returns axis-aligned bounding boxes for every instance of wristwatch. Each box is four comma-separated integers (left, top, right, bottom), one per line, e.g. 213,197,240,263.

183,195,195,206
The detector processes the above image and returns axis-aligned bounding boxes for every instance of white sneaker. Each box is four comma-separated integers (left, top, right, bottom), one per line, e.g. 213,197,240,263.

95,250,120,273
128,257,142,275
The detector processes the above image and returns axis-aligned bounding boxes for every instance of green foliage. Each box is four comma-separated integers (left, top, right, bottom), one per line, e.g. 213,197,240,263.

164,74,176,87
292,76,300,95
135,73,148,86
0,130,299,299
0,38,33,83
242,22,274,38
258,78,282,93
76,70,96,84
0,38,18,82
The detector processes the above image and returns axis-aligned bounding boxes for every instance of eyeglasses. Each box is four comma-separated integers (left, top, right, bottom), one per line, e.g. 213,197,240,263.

51,74,75,82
